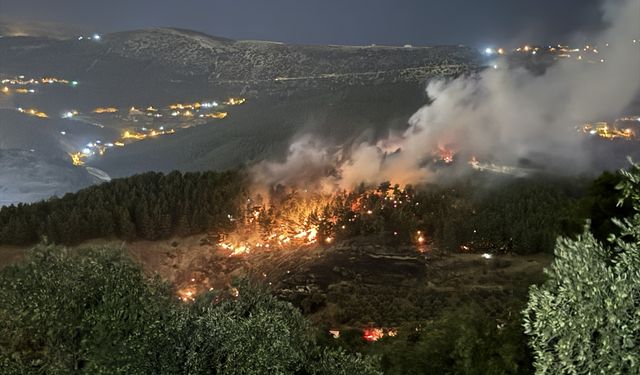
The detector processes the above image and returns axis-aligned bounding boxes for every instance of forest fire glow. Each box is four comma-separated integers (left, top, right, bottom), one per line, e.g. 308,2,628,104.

438,146,455,164
177,286,197,302
215,182,426,257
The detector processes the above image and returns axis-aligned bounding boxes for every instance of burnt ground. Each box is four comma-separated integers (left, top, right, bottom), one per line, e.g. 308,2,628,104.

0,234,550,329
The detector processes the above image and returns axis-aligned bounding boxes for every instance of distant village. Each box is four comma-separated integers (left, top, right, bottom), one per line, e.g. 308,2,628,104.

578,116,640,141
1,73,246,166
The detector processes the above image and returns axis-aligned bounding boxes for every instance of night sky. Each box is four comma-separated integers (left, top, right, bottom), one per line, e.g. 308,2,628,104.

1,0,605,47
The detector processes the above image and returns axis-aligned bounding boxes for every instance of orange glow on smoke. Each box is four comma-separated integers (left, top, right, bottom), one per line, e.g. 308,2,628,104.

438,146,454,163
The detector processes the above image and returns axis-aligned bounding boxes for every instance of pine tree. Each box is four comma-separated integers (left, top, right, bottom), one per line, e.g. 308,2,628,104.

115,207,136,240
134,200,154,240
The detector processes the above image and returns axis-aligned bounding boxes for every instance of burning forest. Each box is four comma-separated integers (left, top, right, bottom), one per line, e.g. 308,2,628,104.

215,182,428,257
2,0,640,373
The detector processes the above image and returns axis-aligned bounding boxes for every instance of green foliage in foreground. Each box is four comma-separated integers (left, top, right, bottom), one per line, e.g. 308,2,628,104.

0,246,381,375
350,303,534,375
585,170,635,242
524,162,640,374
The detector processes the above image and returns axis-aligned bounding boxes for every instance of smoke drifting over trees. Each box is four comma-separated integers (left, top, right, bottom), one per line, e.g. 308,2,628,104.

257,0,640,190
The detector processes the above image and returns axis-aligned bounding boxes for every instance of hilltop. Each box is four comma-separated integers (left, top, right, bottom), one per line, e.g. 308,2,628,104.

0,27,480,103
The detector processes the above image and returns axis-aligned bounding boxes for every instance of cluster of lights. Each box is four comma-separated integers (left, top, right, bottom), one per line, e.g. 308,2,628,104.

485,40,639,65
578,118,639,141
2,76,71,86
484,47,505,56
1,76,76,95
69,139,121,166
62,110,78,118
224,97,246,106
63,96,243,167
68,126,174,166
16,107,48,118
8,75,242,168
201,101,219,108
78,34,101,41
93,107,118,114
1,86,35,94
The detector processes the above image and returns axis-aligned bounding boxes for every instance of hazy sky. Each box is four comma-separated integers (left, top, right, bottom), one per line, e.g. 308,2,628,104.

1,0,605,46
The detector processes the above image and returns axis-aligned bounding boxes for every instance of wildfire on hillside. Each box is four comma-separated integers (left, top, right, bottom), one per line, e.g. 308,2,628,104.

438,146,455,164
216,190,333,255
177,285,198,302
177,278,239,303
363,327,398,342
215,183,428,257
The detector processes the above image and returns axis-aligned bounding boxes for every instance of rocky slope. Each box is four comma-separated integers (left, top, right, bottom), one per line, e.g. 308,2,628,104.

0,28,481,101
107,28,478,83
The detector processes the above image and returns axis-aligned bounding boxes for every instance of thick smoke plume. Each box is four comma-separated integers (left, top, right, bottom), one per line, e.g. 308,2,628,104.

254,0,640,190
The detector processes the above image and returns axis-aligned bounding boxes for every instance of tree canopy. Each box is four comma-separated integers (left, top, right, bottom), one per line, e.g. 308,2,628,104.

523,162,640,374
0,246,381,374
0,170,246,246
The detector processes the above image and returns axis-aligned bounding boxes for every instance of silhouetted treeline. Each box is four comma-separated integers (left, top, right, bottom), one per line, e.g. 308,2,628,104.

0,170,246,245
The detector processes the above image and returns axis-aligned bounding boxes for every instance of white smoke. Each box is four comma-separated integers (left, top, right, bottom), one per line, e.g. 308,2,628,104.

256,0,640,190
250,135,339,192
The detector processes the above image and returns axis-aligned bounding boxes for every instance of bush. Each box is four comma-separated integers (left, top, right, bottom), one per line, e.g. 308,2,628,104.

367,303,534,375
0,246,380,374
524,162,640,374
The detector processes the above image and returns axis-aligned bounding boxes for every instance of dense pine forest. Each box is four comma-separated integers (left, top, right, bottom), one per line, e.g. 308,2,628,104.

0,168,623,254
0,167,608,253
0,171,246,245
